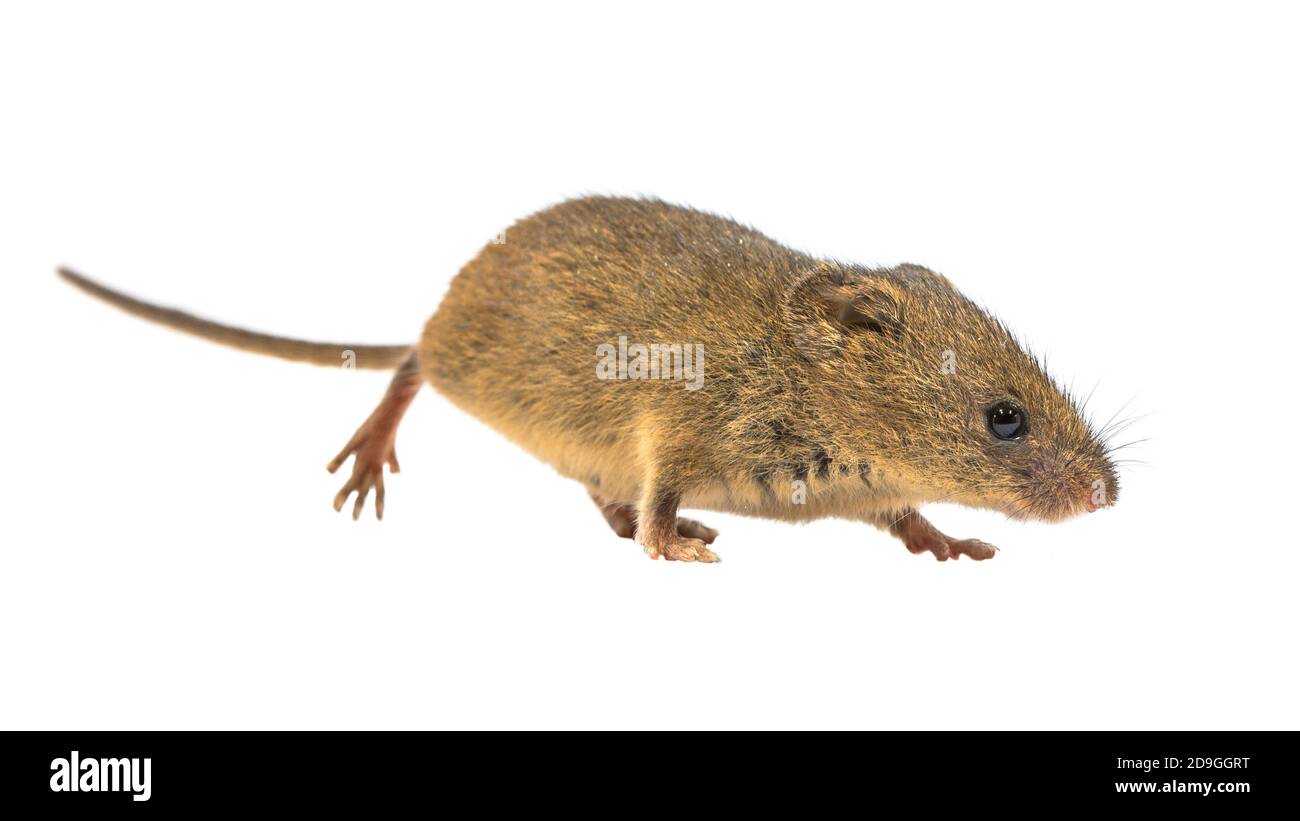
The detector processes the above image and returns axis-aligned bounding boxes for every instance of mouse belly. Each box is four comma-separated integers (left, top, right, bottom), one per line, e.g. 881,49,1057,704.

421,372,647,503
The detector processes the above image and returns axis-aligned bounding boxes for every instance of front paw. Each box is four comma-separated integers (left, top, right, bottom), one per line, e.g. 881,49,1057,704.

906,533,997,562
643,536,721,563
948,538,997,561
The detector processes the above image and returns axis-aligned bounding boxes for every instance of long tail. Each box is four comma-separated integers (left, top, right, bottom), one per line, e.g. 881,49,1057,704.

58,267,413,370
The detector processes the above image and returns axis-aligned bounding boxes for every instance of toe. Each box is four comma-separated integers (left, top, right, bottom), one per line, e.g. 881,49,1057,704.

333,484,352,513
695,545,721,563
352,488,368,520
327,434,364,473
953,539,998,560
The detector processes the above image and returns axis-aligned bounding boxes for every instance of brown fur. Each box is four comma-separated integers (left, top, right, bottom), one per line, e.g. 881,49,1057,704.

421,197,1118,560
61,196,1119,562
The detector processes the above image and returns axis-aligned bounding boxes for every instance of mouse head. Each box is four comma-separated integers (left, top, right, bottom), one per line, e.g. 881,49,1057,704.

784,261,1118,521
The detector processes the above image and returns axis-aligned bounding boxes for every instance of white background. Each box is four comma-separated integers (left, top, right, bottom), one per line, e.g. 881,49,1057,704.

2,1,1296,729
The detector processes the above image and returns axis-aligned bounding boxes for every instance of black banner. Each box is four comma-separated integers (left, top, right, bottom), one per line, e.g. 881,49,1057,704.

0,730,1288,811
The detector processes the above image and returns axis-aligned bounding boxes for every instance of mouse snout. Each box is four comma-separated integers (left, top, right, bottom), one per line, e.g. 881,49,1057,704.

1017,448,1118,521
1083,474,1117,513
1084,489,1104,513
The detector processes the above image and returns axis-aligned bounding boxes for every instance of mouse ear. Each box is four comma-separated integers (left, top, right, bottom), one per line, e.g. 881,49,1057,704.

784,262,905,357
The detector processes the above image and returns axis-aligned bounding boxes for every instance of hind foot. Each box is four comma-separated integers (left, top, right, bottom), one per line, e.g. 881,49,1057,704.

327,353,421,520
590,493,719,543
886,508,998,562
328,423,400,520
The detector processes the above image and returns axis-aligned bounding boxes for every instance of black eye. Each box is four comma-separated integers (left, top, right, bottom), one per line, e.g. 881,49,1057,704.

987,401,1028,440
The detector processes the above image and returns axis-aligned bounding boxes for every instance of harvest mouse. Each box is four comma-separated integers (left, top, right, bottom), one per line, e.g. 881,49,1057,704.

60,196,1119,563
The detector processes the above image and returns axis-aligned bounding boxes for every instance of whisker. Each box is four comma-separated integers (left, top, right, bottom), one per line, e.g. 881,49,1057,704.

1107,437,1153,453
1100,412,1154,444
1080,377,1102,419
1096,394,1140,439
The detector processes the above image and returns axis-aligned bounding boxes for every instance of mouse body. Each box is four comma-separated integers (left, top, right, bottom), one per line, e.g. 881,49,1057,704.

60,196,1119,563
